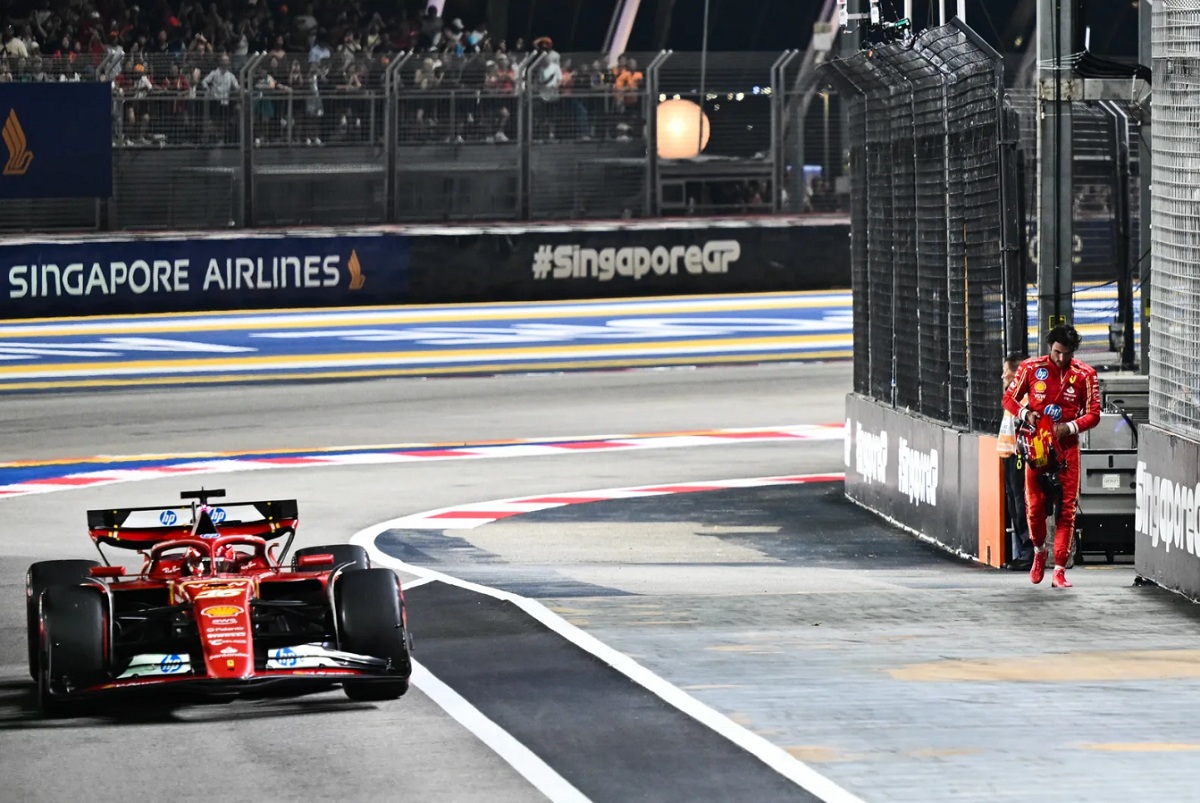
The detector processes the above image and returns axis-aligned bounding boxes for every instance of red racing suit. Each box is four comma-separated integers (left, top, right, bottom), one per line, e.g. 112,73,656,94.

1001,355,1102,567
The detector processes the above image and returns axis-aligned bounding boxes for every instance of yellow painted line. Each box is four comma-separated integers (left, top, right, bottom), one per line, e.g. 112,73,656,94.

681,684,745,690
0,335,851,377
0,350,853,392
0,292,852,337
1083,743,1200,753
785,746,855,763
705,645,786,654
891,649,1200,682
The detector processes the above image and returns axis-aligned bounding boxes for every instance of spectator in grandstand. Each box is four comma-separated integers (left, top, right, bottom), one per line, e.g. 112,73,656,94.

253,57,288,145
531,37,562,140
0,61,11,82
308,31,331,65
613,56,643,112
1002,325,1101,588
465,22,489,54
444,17,465,56
3,25,30,59
419,4,443,50
999,352,1034,570
303,64,328,145
200,54,240,144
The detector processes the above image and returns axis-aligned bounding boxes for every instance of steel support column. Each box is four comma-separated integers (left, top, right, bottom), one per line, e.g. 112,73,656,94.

1139,0,1152,375
1036,0,1075,344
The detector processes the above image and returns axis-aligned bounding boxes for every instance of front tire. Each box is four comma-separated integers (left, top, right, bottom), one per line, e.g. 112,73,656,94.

335,568,410,702
38,584,108,715
26,560,100,679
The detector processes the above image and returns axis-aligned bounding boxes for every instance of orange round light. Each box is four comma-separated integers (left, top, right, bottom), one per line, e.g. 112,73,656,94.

656,99,711,159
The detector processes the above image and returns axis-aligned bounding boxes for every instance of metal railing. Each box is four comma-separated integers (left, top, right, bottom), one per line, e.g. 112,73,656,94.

0,49,847,233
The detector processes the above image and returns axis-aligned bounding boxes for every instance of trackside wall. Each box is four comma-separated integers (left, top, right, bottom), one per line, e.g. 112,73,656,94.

0,217,849,319
845,393,1002,564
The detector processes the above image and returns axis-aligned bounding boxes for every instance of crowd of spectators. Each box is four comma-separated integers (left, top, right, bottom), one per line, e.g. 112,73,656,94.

0,1,649,147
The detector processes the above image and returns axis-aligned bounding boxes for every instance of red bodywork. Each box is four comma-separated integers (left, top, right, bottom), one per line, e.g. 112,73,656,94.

34,496,410,705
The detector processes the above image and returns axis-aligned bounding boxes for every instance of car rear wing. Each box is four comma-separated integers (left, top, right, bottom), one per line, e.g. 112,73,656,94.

87,499,299,549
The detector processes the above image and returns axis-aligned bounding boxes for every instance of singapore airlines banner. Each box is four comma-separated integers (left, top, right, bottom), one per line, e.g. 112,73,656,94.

0,83,112,199
0,232,409,318
0,219,851,318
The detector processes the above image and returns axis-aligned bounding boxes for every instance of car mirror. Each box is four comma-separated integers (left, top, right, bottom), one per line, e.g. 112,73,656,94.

90,565,125,578
296,553,335,568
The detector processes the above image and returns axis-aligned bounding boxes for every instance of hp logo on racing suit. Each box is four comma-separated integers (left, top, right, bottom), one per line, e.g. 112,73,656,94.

1044,404,1063,422
159,510,178,526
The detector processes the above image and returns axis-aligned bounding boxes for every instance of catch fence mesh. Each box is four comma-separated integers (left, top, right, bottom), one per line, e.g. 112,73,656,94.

822,21,1013,432
1150,3,1200,438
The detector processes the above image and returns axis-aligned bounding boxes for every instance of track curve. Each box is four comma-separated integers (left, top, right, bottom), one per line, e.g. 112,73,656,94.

0,361,852,802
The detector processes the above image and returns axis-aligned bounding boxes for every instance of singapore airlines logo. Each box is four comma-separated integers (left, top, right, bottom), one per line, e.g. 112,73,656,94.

347,249,366,290
2,110,34,176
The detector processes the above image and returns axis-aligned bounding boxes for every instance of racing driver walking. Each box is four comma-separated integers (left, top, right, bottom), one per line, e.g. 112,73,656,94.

1002,324,1101,588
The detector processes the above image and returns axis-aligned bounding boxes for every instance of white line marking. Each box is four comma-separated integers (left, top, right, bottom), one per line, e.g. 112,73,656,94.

410,662,591,803
353,473,865,803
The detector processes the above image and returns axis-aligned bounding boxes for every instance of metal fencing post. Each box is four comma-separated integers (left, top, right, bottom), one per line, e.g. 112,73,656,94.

643,50,671,218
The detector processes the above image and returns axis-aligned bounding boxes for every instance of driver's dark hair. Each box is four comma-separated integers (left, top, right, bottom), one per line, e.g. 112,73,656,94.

1046,324,1081,352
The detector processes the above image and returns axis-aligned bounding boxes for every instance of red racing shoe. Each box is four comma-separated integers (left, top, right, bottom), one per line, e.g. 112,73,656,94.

1030,550,1048,585
1052,568,1073,588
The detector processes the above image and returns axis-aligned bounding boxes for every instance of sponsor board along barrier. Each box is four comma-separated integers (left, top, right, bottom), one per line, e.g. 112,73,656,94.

0,217,850,319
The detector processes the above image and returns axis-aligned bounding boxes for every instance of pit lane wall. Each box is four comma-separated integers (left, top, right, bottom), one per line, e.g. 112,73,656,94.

845,394,1008,565
0,217,850,319
1134,426,1200,598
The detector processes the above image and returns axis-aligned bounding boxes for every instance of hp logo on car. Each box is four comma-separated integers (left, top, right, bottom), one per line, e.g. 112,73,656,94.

209,507,227,524
277,647,297,667
159,654,184,674
159,510,178,526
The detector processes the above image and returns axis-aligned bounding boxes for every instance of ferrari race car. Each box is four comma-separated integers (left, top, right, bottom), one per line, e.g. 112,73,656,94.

26,488,412,713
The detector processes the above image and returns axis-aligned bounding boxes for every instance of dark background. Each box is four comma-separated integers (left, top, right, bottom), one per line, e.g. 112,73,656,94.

493,0,1138,59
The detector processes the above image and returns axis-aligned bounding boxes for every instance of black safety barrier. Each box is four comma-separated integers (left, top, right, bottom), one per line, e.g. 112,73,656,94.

844,393,980,559
0,218,850,319
1134,426,1200,598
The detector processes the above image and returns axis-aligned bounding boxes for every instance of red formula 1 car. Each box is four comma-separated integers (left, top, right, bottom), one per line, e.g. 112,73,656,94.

26,488,412,714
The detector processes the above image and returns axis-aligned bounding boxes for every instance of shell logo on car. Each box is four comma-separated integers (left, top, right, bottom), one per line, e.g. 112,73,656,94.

201,605,243,618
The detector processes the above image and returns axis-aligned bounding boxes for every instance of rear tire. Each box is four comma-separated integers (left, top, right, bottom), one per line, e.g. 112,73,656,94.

26,560,100,679
292,544,370,572
38,584,108,715
335,568,410,702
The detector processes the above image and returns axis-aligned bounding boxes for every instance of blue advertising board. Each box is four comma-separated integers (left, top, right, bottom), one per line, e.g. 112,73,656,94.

0,82,112,199
0,233,410,318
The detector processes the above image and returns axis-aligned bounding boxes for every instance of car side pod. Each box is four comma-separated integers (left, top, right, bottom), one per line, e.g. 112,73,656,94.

295,553,335,568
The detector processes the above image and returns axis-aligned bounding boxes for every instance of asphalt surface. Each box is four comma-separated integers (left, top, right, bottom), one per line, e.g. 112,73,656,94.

4,360,1200,802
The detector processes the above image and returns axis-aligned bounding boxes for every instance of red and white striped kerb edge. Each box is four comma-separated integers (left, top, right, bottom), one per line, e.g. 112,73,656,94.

381,473,846,531
0,424,844,499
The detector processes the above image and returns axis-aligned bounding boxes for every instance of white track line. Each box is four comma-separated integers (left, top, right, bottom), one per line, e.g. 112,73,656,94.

353,473,865,803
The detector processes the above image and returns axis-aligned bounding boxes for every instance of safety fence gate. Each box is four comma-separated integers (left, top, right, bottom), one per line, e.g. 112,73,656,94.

821,20,1022,434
